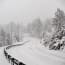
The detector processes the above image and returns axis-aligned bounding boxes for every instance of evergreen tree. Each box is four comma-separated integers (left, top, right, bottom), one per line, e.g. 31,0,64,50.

52,8,65,32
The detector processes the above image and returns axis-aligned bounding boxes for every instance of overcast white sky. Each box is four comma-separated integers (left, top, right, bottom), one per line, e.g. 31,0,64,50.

0,0,65,25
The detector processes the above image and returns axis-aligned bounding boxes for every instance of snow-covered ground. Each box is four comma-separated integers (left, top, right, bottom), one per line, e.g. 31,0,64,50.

0,33,65,65
7,36,65,65
0,47,11,65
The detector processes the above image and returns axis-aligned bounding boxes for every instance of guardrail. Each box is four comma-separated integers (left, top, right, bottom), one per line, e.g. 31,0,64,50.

4,41,29,65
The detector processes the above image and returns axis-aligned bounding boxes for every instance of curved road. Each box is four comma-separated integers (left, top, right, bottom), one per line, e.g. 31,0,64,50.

7,37,65,65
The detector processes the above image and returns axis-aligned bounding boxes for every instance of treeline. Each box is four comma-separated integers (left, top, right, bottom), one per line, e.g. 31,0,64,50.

26,17,53,39
26,8,65,50
0,22,25,47
0,17,49,47
1,8,65,48
27,8,65,42
27,18,43,38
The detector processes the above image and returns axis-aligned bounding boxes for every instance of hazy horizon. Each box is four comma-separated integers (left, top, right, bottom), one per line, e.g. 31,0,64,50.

0,0,65,25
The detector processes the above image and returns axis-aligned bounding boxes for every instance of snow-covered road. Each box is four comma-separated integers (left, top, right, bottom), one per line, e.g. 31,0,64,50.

0,33,65,65
7,37,65,65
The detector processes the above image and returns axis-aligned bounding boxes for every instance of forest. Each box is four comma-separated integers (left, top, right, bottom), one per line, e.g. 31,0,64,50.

0,8,65,51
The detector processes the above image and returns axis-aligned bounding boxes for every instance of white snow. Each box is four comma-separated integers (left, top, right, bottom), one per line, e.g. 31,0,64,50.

0,33,65,65
7,36,65,65
0,47,11,65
